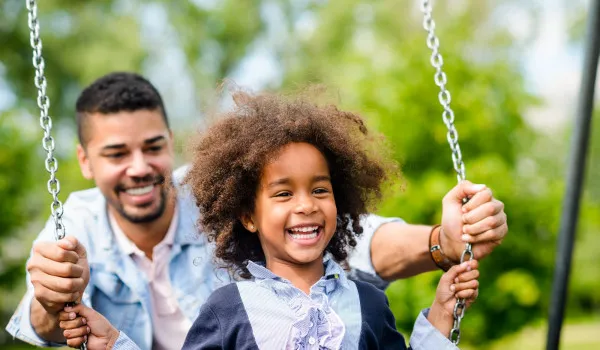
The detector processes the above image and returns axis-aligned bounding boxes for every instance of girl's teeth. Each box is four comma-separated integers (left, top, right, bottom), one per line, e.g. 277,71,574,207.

290,226,319,233
289,232,318,240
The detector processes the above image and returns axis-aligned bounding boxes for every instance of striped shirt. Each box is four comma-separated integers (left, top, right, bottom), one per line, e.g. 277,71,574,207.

181,259,459,349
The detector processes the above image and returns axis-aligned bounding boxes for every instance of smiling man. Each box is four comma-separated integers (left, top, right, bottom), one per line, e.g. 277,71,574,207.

75,105,175,257
6,72,508,350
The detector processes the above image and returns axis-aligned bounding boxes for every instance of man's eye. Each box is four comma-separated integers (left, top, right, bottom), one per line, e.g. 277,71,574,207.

106,153,125,159
147,146,163,152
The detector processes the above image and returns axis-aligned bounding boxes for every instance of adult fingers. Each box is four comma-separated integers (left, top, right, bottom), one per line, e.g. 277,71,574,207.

466,223,508,245
463,213,507,236
29,255,84,278
443,181,487,205
30,242,79,265
461,188,493,213
33,284,81,307
462,200,504,225
63,236,88,260
35,273,86,294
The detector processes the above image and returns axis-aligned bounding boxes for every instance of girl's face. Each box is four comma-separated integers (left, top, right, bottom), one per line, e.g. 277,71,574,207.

246,142,338,269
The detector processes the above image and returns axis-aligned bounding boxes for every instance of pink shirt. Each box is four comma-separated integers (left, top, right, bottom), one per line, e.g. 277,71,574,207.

110,206,192,350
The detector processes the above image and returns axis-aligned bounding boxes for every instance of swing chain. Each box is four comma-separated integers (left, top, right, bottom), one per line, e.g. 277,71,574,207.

26,2,87,349
421,0,474,345
421,0,466,184
26,0,66,241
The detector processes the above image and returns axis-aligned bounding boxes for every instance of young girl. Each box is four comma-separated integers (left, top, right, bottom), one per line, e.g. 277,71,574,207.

59,91,480,349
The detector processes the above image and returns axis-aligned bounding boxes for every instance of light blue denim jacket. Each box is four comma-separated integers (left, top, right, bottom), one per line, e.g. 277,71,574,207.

5,165,402,349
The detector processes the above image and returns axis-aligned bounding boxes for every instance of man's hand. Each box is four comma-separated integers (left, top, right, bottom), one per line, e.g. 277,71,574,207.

441,181,508,262
27,235,90,341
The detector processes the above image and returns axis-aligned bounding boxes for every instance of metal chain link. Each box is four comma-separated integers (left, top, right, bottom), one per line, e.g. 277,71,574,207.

421,0,474,345
25,2,86,349
26,0,66,241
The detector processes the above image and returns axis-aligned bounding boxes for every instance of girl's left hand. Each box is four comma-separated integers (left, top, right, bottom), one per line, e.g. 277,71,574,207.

427,259,479,337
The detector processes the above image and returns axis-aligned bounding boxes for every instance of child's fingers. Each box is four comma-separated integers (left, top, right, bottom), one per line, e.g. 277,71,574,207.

63,325,90,339
456,288,479,301
444,262,467,282
453,269,480,283
445,260,479,281
59,303,86,322
66,335,87,348
465,289,480,307
58,311,79,322
63,303,84,314
465,259,479,270
59,317,87,330
452,279,479,294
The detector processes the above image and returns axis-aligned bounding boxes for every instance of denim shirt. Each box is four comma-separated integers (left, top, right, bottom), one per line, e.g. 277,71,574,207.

5,165,401,349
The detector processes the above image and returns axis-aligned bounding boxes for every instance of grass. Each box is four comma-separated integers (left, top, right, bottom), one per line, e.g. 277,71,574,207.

461,319,600,350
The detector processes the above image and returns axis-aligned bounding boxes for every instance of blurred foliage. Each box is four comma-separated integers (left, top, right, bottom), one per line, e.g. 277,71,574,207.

272,0,600,347
0,0,599,349
0,0,263,122
0,0,263,347
0,115,38,347
565,0,589,45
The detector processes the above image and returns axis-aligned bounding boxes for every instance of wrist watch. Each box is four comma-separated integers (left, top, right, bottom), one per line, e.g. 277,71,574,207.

429,224,458,272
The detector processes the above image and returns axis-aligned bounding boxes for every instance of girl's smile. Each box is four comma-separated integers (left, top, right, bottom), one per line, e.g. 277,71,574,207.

243,142,338,288
286,224,324,245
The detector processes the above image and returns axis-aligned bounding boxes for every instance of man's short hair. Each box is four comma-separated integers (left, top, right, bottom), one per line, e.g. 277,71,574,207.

75,72,170,146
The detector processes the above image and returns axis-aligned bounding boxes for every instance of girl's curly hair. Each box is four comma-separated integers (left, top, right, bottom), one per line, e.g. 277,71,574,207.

184,89,398,278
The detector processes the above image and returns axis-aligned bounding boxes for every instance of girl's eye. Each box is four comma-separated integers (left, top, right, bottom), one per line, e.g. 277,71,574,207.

313,188,329,195
275,192,292,197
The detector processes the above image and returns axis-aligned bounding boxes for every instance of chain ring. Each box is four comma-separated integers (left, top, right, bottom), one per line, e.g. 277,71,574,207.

421,0,473,345
25,1,86,349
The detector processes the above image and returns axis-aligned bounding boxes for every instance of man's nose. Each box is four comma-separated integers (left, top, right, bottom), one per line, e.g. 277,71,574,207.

126,151,152,178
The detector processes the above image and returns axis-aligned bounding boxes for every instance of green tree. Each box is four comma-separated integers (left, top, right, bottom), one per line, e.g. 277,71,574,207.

1,0,598,348
0,1,264,347
0,0,263,123
270,0,592,346
550,0,600,326
0,115,38,345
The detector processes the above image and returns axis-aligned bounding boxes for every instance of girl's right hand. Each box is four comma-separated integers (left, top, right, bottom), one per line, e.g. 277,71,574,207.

58,303,120,350
427,259,480,338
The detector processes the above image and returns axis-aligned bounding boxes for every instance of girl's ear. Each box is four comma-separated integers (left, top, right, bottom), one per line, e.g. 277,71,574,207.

240,214,257,233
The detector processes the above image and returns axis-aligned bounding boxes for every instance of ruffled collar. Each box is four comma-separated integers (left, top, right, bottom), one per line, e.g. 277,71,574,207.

246,258,348,349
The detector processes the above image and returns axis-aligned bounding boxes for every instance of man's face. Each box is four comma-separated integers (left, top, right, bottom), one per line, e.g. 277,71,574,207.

77,109,174,223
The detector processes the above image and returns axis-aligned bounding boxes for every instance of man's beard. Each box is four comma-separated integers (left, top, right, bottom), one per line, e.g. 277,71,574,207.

113,174,171,224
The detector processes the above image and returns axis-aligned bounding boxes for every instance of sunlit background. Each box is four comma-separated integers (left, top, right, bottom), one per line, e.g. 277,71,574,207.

1,0,599,349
